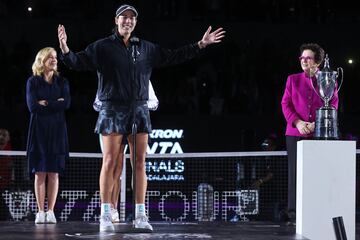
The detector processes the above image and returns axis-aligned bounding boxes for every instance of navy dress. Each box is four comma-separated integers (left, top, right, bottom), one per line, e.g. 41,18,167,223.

26,75,70,175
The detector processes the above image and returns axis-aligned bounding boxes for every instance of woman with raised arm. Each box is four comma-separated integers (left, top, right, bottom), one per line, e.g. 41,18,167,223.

58,4,225,232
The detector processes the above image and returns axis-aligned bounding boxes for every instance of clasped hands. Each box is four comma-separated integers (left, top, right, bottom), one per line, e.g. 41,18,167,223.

38,98,64,106
295,120,315,135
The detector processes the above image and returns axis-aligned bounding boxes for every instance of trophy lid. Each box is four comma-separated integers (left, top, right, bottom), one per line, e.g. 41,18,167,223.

322,54,332,72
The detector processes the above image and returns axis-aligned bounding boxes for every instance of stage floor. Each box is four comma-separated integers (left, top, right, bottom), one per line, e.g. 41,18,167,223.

0,221,313,240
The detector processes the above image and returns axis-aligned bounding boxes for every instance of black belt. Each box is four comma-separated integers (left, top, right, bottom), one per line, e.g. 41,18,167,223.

101,100,147,108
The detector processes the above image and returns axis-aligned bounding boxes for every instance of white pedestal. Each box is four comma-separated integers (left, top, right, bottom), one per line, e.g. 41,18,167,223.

296,140,356,240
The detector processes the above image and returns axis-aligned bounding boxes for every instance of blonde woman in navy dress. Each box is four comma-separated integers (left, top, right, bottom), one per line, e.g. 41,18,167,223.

26,47,71,224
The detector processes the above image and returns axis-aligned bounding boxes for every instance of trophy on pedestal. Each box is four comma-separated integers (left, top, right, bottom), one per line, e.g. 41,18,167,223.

312,54,343,140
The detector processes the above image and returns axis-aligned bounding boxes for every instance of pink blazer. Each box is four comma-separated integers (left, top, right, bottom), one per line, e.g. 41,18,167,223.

281,72,339,137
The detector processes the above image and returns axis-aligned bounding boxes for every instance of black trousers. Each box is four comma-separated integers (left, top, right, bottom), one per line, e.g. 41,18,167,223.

286,136,304,212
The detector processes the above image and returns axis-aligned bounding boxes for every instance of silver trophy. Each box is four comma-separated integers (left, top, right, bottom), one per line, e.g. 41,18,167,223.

312,54,343,139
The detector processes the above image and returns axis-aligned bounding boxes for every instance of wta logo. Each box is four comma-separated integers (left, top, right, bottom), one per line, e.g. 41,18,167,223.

147,129,184,154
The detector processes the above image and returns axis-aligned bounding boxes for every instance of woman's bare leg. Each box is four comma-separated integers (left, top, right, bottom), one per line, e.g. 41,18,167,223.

112,144,125,209
34,172,46,211
46,172,59,211
127,133,152,230
100,134,122,204
127,133,148,204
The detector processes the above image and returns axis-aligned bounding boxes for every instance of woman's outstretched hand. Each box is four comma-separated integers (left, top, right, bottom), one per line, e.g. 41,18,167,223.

198,26,226,49
58,24,69,54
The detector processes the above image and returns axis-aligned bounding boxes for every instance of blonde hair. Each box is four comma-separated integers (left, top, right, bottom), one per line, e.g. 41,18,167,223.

32,47,59,76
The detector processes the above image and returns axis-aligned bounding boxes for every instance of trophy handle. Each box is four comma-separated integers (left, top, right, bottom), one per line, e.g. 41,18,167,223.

309,75,322,100
336,67,344,94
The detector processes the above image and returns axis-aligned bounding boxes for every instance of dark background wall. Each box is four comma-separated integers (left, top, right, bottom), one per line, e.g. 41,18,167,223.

1,0,359,152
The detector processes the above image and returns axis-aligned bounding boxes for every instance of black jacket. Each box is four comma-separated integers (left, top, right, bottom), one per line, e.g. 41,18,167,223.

61,32,200,105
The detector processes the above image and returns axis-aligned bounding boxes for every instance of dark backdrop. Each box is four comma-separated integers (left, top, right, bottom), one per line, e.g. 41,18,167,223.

1,0,359,152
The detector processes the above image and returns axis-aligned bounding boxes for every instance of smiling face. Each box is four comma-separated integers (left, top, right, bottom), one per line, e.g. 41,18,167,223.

299,49,320,76
43,50,58,73
115,10,137,38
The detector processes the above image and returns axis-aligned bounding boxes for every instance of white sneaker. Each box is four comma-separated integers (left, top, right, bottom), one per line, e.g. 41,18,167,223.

99,214,115,232
46,210,57,224
111,208,120,223
35,211,46,224
133,215,153,232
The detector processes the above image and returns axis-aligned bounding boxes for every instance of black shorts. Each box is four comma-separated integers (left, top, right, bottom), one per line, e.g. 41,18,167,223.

94,102,152,135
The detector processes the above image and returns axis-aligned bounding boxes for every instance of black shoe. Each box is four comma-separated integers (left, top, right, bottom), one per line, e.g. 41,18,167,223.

286,220,296,226
286,210,296,226
287,210,296,221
